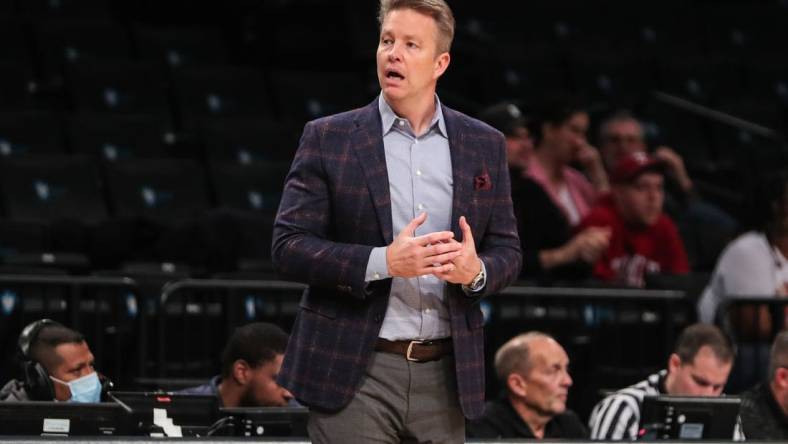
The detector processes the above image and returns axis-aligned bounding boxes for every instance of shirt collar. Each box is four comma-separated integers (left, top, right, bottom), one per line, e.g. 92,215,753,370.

378,93,447,138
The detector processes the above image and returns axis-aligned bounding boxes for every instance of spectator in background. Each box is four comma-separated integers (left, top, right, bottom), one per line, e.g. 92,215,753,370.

578,152,689,287
1,319,106,402
588,323,741,440
697,171,788,391
467,332,587,439
180,322,293,407
598,111,736,270
598,112,693,198
740,329,788,440
526,94,609,226
478,102,534,174
479,99,611,283
698,170,788,323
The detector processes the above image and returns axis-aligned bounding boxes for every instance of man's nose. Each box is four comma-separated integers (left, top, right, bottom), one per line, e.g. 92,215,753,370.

387,43,402,61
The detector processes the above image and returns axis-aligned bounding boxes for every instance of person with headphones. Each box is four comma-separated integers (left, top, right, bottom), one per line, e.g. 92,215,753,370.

0,319,105,402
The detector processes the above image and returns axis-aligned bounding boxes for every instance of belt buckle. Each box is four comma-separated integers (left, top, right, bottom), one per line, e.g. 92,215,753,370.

406,340,426,362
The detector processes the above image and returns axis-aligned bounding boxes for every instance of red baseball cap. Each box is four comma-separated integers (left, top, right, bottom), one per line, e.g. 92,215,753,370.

611,152,665,184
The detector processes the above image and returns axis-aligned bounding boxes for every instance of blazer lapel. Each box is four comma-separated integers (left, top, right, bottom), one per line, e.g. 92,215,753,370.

445,105,470,239
352,100,394,244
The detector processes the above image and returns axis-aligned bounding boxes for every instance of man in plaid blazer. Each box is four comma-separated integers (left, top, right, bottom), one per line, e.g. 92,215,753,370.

272,0,521,442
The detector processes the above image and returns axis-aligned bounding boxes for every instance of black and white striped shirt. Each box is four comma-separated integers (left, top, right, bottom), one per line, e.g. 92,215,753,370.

589,370,665,440
588,370,744,441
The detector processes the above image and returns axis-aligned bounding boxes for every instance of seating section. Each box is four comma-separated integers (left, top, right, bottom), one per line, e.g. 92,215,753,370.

171,65,270,131
210,162,289,213
67,113,175,161
133,25,228,70
0,0,782,271
0,154,107,223
0,0,786,430
104,158,210,221
0,111,66,157
65,60,171,115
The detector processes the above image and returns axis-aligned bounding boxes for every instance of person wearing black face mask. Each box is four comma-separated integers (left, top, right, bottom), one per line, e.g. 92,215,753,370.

1,319,107,403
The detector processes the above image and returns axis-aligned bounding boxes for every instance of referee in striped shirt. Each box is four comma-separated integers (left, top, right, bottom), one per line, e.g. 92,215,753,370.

588,323,743,440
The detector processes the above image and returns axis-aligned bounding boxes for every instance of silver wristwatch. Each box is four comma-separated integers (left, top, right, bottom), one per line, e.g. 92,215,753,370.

467,266,485,291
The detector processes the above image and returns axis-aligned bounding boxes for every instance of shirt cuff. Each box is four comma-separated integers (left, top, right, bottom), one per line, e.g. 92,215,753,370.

462,259,487,294
365,247,391,282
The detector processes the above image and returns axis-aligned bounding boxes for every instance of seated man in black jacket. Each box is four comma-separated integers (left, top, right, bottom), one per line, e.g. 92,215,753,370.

740,329,788,440
467,332,587,439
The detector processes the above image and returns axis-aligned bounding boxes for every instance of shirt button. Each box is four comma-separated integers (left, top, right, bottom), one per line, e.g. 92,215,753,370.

425,308,432,314
398,120,405,127
417,203,424,210
373,272,380,280
416,170,422,176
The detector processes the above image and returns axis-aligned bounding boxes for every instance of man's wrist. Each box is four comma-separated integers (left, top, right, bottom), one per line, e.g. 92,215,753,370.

463,259,485,291
464,259,482,285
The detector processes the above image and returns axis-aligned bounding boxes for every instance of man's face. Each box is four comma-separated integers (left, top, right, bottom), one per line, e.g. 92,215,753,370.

506,126,535,170
614,172,665,227
376,8,449,106
600,119,647,171
241,354,293,407
543,112,589,164
49,341,96,401
667,346,732,396
517,338,572,417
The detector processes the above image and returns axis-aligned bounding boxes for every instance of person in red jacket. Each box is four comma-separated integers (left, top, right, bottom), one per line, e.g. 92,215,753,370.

578,151,689,287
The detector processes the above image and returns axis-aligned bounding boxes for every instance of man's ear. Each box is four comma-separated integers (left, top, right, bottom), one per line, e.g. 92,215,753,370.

776,367,788,388
433,52,450,80
231,360,251,385
507,373,527,398
667,353,682,373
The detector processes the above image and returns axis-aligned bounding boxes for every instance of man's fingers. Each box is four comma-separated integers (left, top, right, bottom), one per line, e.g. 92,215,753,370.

414,230,455,246
401,212,428,237
459,216,474,245
424,240,462,257
430,263,455,276
428,250,462,265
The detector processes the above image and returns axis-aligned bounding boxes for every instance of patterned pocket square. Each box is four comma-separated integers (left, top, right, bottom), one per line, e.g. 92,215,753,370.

474,171,492,191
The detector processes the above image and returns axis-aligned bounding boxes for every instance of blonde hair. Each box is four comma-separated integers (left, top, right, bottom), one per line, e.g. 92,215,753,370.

378,0,455,54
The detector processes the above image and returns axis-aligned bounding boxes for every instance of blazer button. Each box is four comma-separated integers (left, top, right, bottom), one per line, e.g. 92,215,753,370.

374,314,382,323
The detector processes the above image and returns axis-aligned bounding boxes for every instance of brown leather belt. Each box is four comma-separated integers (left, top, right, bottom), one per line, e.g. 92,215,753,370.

375,338,453,362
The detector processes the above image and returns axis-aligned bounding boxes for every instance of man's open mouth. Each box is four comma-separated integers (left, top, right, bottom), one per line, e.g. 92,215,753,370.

386,69,405,80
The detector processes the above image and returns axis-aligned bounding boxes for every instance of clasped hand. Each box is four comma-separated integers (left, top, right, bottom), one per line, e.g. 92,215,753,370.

386,213,481,285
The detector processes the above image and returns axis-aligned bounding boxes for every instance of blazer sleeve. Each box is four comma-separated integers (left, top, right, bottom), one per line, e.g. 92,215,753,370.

475,135,522,296
271,121,374,301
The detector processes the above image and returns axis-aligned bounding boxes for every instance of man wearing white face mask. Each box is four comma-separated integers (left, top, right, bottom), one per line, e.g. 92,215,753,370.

0,319,105,403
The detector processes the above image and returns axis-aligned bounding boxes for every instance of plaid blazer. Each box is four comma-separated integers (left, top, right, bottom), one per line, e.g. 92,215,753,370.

272,99,521,419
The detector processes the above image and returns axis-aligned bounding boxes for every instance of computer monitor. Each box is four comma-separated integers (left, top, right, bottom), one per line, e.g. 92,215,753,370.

108,391,219,437
218,406,309,437
639,394,741,440
0,401,131,436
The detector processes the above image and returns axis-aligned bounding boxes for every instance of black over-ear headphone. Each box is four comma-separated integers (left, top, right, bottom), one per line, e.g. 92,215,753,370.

18,319,60,401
